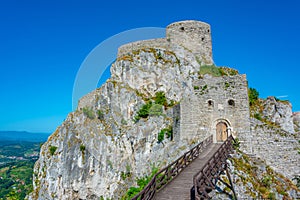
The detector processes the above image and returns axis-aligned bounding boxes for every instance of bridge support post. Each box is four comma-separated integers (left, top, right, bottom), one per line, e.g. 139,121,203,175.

190,186,195,200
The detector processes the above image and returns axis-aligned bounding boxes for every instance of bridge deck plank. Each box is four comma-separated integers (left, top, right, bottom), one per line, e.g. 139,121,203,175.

155,143,221,200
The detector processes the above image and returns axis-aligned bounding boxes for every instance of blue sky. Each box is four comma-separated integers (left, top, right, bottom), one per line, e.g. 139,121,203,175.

0,0,299,133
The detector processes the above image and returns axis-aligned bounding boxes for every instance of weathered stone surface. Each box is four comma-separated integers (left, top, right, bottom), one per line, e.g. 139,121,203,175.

262,96,295,133
212,151,300,199
29,21,215,199
29,20,299,200
293,112,300,132
243,118,300,180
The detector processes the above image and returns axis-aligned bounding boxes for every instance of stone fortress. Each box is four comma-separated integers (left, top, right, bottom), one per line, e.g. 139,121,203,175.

117,20,250,146
29,20,299,200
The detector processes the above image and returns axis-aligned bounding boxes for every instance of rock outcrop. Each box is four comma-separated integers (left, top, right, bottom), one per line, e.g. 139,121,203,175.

29,20,300,200
29,20,214,200
262,96,295,133
293,112,300,133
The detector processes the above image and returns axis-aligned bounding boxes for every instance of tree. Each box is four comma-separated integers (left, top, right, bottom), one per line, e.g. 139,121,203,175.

248,87,259,106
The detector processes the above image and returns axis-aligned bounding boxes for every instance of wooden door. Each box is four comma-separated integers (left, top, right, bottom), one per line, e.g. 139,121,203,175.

216,122,227,142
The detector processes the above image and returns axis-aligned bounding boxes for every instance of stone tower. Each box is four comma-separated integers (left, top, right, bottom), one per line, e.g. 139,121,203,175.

166,20,213,65
118,20,213,65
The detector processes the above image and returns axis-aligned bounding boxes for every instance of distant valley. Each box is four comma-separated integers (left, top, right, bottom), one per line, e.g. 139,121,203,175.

0,131,50,199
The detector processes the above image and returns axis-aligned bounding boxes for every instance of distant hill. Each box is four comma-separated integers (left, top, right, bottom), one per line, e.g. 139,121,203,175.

0,131,50,142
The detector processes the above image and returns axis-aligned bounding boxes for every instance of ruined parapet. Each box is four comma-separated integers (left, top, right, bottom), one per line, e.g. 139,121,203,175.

166,20,213,65
117,38,170,57
117,20,213,65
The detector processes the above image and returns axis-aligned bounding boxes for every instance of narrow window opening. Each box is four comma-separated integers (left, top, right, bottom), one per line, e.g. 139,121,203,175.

228,99,235,106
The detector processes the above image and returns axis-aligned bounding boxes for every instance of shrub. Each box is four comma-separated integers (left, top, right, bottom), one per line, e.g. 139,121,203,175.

154,91,167,107
261,175,272,187
233,138,240,149
97,110,104,120
49,146,57,156
158,127,173,142
248,88,259,106
123,166,159,199
134,102,152,122
80,145,85,152
83,107,95,119
254,113,262,121
194,86,200,90
158,130,164,143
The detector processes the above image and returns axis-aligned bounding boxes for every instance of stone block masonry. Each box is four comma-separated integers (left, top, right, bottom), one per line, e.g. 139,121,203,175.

117,20,213,65
180,74,251,144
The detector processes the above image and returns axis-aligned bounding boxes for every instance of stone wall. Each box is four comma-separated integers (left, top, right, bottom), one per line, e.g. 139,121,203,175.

166,20,212,64
117,38,170,58
117,20,213,65
180,74,251,145
246,118,300,180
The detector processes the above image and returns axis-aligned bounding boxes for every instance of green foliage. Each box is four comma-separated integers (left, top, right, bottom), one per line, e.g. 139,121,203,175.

158,127,173,142
261,175,272,187
97,110,104,120
199,64,223,77
83,107,95,119
254,113,262,121
232,138,240,149
193,85,200,90
158,130,164,143
154,91,167,107
123,165,159,199
134,101,152,122
225,82,230,89
80,145,85,152
149,104,163,116
121,165,132,180
248,88,259,106
49,146,57,156
0,141,42,199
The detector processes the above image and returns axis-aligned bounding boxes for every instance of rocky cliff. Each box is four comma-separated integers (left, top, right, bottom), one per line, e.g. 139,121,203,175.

29,20,300,200
262,96,295,133
293,112,300,133
29,22,212,199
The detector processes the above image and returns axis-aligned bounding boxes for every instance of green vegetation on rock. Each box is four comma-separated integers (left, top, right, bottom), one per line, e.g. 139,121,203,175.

83,107,95,119
248,87,259,106
158,126,173,143
199,65,239,78
122,166,159,199
49,146,57,156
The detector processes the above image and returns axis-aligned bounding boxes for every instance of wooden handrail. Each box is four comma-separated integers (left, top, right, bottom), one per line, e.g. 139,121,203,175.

131,135,213,200
192,135,235,199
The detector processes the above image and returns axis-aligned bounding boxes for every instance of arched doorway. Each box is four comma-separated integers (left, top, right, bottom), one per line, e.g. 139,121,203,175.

216,122,228,142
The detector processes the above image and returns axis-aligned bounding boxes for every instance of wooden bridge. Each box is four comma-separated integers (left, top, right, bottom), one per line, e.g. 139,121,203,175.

131,135,236,200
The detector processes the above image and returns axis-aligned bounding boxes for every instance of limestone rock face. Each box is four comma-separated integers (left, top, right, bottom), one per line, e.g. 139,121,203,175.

293,112,300,133
29,42,203,199
262,96,295,133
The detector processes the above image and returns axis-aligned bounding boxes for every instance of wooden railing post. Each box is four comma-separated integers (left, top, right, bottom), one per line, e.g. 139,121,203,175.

131,135,214,200
192,135,236,200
